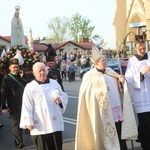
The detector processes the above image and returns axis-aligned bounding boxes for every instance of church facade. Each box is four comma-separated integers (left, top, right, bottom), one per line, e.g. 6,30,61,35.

113,0,150,54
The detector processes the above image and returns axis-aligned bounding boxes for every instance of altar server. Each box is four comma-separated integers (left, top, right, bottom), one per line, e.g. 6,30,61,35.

125,39,150,150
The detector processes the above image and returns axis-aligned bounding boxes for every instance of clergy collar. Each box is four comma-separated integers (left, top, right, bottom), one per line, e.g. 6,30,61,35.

135,53,148,61
35,78,50,84
96,68,105,74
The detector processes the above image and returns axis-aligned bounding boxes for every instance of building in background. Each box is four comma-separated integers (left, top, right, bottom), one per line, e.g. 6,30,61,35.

113,0,150,56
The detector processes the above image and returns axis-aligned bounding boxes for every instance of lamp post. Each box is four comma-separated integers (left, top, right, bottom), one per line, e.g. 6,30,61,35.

116,41,123,75
123,31,137,44
123,31,137,56
142,30,150,52
142,30,150,40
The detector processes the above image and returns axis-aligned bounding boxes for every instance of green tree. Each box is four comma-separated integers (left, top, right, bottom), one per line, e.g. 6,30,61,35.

48,17,70,43
69,13,95,42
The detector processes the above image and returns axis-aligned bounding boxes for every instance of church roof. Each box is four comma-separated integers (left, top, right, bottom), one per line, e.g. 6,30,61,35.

55,41,94,50
0,35,28,43
0,36,95,52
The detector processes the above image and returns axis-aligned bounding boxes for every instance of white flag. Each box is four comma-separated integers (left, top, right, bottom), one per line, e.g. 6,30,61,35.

1,49,6,57
13,50,24,65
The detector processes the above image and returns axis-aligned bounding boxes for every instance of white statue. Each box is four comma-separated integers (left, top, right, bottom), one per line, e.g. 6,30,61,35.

11,5,25,46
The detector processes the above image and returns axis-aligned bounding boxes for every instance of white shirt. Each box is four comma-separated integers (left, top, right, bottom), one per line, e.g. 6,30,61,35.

20,79,68,135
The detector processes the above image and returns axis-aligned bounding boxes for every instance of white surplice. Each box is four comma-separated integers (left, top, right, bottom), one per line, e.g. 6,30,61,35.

125,52,150,113
20,79,68,135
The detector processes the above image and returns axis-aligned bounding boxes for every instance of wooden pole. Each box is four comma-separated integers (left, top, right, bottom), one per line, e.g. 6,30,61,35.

116,41,123,75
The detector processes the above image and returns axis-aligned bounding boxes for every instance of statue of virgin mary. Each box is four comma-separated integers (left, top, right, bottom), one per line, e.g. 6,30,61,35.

11,5,25,46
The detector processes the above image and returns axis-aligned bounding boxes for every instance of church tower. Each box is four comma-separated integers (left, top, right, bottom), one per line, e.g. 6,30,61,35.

113,0,126,44
27,28,33,49
113,0,150,51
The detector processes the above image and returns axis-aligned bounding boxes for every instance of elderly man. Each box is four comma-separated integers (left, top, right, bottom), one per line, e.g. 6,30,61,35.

1,58,27,149
75,47,137,150
20,62,68,150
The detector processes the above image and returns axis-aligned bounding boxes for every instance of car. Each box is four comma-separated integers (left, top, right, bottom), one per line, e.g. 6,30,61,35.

79,58,128,79
119,58,128,75
106,58,120,74
79,66,91,79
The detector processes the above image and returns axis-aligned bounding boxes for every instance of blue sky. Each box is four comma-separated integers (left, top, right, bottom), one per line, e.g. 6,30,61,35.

0,0,115,48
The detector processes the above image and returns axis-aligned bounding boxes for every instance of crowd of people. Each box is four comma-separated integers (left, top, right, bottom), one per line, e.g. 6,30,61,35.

1,39,150,150
0,58,68,150
49,49,91,82
0,48,91,149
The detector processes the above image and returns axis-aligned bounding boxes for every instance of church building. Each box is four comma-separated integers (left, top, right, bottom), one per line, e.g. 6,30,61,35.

113,0,150,54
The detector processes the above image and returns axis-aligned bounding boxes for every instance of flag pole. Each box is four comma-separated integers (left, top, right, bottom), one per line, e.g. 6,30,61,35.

116,41,135,150
116,41,122,75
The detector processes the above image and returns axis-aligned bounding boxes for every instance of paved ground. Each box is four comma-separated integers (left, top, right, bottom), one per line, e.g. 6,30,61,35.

0,113,75,150
0,77,143,150
0,119,143,150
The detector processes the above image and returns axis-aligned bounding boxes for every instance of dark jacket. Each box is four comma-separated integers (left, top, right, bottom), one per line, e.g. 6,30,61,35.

48,68,64,92
1,73,27,112
0,74,4,106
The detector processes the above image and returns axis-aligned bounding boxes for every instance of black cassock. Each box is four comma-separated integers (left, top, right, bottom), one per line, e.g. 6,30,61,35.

47,68,64,92
31,131,62,150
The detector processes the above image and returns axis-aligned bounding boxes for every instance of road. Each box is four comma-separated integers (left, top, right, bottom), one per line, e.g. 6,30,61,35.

0,77,142,150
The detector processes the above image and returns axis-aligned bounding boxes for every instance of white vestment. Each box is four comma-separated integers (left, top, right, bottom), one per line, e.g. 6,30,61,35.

104,74,123,122
1,49,6,57
20,79,68,135
75,67,137,150
125,52,150,113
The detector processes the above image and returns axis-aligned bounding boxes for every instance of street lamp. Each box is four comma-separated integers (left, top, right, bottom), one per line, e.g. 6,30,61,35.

142,30,150,40
116,41,123,75
123,31,137,56
123,31,137,44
